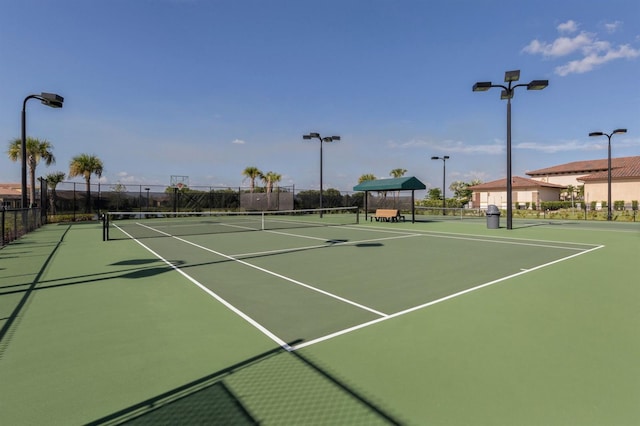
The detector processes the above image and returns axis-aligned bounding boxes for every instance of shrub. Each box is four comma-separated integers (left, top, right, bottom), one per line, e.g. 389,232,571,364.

540,201,573,211
632,200,638,211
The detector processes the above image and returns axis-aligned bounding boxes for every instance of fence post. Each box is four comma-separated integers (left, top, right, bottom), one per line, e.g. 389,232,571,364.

1,207,4,246
73,182,77,221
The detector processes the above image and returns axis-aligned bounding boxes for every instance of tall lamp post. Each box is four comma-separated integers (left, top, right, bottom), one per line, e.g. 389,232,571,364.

473,70,548,230
431,155,450,215
303,132,340,217
21,92,64,208
588,128,627,221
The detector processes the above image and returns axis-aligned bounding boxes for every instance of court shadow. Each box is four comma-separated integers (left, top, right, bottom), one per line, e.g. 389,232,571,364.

2,261,186,297
355,243,383,248
120,266,182,279
326,239,349,244
512,221,580,229
86,341,402,425
111,259,165,266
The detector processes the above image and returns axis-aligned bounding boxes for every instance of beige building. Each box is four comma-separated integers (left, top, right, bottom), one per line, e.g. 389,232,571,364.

527,156,640,207
0,183,23,208
469,176,565,209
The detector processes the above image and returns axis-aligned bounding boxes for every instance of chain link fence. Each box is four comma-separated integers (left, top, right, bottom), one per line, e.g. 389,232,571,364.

40,182,373,221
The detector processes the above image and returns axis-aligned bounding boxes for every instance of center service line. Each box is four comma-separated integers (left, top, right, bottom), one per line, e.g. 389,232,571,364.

171,235,388,318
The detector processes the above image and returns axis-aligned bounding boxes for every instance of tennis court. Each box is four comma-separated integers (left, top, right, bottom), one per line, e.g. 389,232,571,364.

1,214,638,424
106,209,603,349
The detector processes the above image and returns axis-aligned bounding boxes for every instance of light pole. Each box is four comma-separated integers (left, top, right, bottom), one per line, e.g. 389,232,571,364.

473,70,548,229
588,129,627,221
21,92,64,208
303,132,340,217
431,155,449,215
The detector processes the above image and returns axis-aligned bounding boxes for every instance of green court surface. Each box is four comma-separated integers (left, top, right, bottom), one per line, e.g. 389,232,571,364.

0,218,638,425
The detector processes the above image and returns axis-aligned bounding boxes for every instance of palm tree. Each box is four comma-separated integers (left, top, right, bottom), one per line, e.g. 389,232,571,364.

358,173,376,184
389,168,407,202
242,166,262,193
358,174,376,207
7,137,56,207
69,154,104,213
45,171,65,215
261,171,282,209
390,168,407,178
577,184,585,202
261,171,282,194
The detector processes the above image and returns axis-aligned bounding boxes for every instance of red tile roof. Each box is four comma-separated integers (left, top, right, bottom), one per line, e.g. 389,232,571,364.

469,176,566,190
527,156,640,179
0,183,23,197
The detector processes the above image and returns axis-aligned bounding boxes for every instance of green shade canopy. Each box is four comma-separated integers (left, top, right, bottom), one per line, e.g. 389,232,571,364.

353,176,426,192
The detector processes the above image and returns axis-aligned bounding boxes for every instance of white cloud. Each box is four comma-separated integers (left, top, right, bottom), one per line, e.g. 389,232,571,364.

516,140,605,153
555,44,640,76
387,138,504,155
113,172,139,184
604,20,622,33
232,139,245,145
522,32,594,57
557,20,578,33
523,20,640,76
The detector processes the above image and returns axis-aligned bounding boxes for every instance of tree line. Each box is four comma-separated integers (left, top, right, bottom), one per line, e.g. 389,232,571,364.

7,136,483,215
358,169,482,207
7,137,103,212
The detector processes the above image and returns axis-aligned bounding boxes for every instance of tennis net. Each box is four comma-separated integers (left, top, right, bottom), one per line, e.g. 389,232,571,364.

414,206,485,221
104,207,359,240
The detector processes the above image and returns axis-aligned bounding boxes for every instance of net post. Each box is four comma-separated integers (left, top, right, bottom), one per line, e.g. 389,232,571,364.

261,211,265,230
102,213,108,241
356,207,360,224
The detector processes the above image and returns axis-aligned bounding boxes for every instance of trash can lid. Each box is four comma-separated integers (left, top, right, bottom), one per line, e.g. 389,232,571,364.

487,204,500,214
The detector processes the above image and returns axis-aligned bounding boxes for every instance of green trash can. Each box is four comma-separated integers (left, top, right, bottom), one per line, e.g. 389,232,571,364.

486,205,500,229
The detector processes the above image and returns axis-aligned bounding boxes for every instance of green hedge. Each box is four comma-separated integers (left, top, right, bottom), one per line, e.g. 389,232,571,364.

540,201,578,211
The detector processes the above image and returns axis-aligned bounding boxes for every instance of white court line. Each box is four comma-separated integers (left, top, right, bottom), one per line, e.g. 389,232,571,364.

232,232,422,258
129,221,388,319
537,225,640,234
292,244,605,350
170,236,388,317
351,224,603,247
116,221,604,352
113,224,294,350
417,233,588,251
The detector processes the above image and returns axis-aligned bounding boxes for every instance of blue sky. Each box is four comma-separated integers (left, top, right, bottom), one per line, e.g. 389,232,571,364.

1,0,638,197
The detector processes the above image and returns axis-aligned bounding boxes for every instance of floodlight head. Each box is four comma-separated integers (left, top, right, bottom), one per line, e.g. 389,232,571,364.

472,82,492,92
303,135,312,140
322,137,334,142
613,128,627,135
309,132,320,138
589,132,604,137
430,156,439,160
331,136,341,141
40,92,64,108
500,90,513,100
504,70,520,82
527,80,549,90
443,155,450,159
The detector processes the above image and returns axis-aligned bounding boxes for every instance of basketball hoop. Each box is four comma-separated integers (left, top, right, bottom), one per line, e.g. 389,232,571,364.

170,175,189,191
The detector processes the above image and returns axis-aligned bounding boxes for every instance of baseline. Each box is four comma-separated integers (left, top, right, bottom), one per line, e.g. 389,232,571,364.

292,243,604,350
